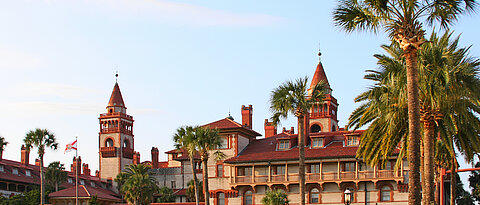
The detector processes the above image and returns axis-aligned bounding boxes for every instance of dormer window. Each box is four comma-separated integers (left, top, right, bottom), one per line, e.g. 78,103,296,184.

311,138,324,148
80,179,85,185
25,170,31,177
68,178,73,183
346,136,359,146
278,140,290,150
12,168,18,175
0,165,4,172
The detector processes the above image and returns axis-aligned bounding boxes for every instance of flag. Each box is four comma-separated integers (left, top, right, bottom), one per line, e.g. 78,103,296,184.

65,140,77,153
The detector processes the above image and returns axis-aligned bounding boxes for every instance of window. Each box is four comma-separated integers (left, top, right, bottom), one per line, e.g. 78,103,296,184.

278,140,290,150
239,167,252,176
68,178,73,183
218,137,228,149
346,136,359,146
380,161,393,170
271,165,285,175
380,186,391,201
25,170,31,177
310,164,320,173
217,192,225,205
312,138,323,148
244,190,253,205
310,188,320,203
123,139,129,148
343,162,355,172
0,165,4,172
80,179,85,185
310,124,321,133
12,168,18,175
91,182,95,187
106,138,114,147
171,181,176,189
359,162,373,171
217,165,223,177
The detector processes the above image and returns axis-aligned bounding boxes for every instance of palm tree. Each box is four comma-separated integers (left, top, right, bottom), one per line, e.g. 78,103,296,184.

195,126,225,205
270,77,327,205
0,136,8,160
24,128,58,205
333,1,477,204
186,179,204,202
349,31,480,204
173,126,200,205
118,164,159,205
45,161,67,192
261,189,289,205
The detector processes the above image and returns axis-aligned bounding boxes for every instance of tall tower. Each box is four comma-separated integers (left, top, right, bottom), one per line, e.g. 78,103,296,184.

98,81,135,180
308,52,339,133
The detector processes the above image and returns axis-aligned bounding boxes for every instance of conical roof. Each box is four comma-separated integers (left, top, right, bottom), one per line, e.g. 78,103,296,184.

107,82,125,107
310,61,330,90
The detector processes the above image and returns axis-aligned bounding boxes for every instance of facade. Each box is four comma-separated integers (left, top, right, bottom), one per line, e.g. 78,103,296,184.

148,58,410,204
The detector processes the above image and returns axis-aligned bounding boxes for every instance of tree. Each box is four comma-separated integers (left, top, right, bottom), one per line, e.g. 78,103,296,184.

45,161,67,192
195,126,225,205
333,1,477,204
0,136,8,160
116,164,159,205
186,179,204,202
468,162,480,202
349,31,480,204
173,126,200,205
88,195,100,205
156,186,175,203
270,77,327,205
0,189,41,205
23,128,58,205
261,189,289,205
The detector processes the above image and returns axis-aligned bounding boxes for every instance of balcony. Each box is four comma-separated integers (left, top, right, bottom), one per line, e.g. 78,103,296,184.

100,147,117,158
99,112,133,120
122,147,134,159
100,127,133,135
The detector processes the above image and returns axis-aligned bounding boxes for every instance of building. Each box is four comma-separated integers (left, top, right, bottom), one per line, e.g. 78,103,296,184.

147,56,410,204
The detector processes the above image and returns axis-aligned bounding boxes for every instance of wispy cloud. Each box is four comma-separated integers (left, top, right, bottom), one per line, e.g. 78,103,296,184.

89,0,282,27
5,82,102,99
0,48,44,70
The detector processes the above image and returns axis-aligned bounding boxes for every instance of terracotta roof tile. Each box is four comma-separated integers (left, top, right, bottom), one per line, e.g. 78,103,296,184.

107,83,125,108
310,62,330,90
49,185,120,201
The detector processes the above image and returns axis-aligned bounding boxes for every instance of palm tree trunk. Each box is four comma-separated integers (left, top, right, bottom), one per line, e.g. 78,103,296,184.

190,157,200,205
40,155,44,205
202,155,210,205
298,115,306,205
405,49,422,205
421,134,425,203
450,157,456,205
423,120,435,205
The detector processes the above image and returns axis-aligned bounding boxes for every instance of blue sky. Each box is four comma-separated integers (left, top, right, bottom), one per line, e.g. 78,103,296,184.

0,0,479,189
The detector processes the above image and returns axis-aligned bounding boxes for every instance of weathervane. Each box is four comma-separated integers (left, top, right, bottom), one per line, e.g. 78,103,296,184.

115,71,119,83
318,42,322,61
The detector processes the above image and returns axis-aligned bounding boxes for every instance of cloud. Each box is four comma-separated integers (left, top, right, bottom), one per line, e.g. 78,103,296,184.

89,0,282,27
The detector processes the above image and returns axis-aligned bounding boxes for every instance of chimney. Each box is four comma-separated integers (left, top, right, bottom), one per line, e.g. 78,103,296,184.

71,156,82,174
35,159,41,167
95,170,100,177
241,105,253,129
264,119,277,138
133,152,140,165
290,127,295,134
21,145,30,165
151,147,159,168
82,163,90,176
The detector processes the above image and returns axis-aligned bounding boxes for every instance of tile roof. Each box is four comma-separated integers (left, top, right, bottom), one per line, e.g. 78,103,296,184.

203,118,261,137
0,159,41,184
49,185,120,201
108,82,125,108
224,130,366,163
310,61,330,90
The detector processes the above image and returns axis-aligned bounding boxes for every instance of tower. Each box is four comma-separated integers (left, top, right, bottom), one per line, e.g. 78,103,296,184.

98,81,135,180
308,52,339,133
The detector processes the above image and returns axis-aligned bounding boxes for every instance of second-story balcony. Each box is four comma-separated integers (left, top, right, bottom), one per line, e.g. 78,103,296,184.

122,147,134,159
100,147,117,158
100,127,133,135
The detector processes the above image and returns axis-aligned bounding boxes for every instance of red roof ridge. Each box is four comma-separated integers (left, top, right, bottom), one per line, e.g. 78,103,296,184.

82,185,90,197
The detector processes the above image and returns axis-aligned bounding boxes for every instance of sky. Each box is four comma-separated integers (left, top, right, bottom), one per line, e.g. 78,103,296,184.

0,0,479,192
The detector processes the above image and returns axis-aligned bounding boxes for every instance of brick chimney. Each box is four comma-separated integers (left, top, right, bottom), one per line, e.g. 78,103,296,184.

282,127,295,134
71,156,82,174
151,147,159,168
21,145,30,165
241,105,253,129
264,119,277,138
35,159,41,167
82,163,90,176
133,152,140,165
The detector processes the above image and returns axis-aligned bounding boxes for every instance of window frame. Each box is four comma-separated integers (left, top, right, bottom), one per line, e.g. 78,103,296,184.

309,187,320,204
217,164,224,178
217,192,225,205
311,138,324,148
379,184,393,202
243,190,253,205
278,140,290,150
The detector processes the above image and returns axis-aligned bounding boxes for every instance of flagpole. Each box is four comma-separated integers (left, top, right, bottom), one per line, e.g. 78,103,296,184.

75,136,78,205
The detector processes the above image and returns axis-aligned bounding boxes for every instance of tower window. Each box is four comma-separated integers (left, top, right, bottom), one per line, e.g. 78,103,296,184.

109,109,113,113
123,139,130,148
106,138,114,147
310,124,321,133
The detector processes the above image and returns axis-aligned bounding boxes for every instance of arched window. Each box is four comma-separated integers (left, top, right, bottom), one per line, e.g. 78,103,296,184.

323,104,328,112
109,109,113,113
123,139,130,148
310,124,321,133
380,185,392,201
244,190,253,205
332,125,336,132
106,138,114,147
310,188,320,203
217,192,225,205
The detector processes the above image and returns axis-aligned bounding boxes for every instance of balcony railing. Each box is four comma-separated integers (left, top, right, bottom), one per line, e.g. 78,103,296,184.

231,170,404,185
123,147,134,159
100,112,133,119
100,147,117,158
100,127,133,135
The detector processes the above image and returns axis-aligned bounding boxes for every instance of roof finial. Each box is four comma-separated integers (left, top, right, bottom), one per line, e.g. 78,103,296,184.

227,110,234,120
318,42,322,62
115,70,119,83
